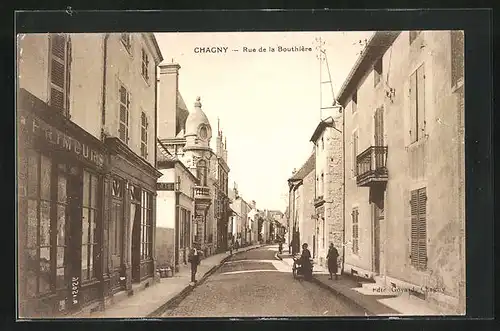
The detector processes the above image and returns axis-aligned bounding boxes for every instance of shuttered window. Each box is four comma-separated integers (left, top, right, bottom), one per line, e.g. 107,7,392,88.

118,85,130,144
140,112,148,159
352,208,359,254
49,34,71,115
141,48,149,81
410,187,427,270
121,33,132,53
409,64,426,143
451,31,464,88
352,130,358,176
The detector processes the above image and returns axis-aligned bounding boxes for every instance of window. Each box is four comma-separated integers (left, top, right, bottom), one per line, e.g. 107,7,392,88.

321,137,324,150
351,90,358,113
409,64,426,143
410,187,427,270
321,173,324,196
141,48,149,81
20,151,53,297
352,208,359,254
409,31,421,44
451,31,464,88
140,112,148,159
352,130,359,176
185,210,191,249
140,190,153,260
81,171,99,282
121,33,132,53
199,125,208,139
49,33,71,115
374,57,383,87
119,85,130,144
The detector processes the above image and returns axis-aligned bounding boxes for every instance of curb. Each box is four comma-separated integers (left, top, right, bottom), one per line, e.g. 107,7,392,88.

310,276,375,316
147,245,263,317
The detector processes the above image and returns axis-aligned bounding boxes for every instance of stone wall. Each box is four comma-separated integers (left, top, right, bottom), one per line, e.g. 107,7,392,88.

155,227,175,269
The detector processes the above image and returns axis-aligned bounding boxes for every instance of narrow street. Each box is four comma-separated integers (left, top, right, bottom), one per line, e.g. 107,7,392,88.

162,245,366,317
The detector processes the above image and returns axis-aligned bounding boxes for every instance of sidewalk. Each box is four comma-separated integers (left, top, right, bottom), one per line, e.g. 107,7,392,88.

78,244,262,319
278,252,441,316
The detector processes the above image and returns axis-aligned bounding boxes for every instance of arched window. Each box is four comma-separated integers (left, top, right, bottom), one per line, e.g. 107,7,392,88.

197,160,207,186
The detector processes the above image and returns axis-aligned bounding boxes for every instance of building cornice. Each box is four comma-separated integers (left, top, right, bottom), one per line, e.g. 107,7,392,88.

143,33,164,65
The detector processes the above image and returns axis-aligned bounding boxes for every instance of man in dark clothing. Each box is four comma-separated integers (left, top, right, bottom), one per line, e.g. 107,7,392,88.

327,243,340,280
188,244,201,284
300,243,312,271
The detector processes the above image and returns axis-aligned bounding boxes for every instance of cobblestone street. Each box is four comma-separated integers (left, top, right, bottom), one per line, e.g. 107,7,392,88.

162,246,366,317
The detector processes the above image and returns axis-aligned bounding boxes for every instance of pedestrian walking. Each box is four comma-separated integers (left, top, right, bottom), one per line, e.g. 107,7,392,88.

188,244,201,285
327,243,339,280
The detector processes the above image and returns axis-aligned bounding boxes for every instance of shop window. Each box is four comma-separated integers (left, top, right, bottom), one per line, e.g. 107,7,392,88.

352,208,359,254
140,112,148,160
140,190,153,260
141,48,149,81
49,33,71,116
410,187,427,270
409,64,426,143
55,170,68,290
119,85,130,144
20,151,53,297
81,171,99,282
197,160,207,186
110,178,124,267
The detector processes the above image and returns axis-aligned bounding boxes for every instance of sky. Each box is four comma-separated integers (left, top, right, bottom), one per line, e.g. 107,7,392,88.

155,31,374,212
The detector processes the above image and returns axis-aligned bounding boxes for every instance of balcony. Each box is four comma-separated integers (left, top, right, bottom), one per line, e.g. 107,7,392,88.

194,185,211,201
356,146,388,187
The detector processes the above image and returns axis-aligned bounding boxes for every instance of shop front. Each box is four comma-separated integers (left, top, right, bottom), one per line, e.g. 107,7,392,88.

17,89,108,317
102,137,162,300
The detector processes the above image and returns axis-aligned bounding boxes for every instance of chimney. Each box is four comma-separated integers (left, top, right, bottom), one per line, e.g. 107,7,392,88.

158,63,181,139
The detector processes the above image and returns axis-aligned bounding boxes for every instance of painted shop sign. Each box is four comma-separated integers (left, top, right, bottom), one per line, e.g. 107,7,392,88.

156,182,175,191
19,113,105,168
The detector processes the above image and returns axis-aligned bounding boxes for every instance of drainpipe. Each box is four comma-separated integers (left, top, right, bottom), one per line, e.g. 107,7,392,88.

101,33,109,140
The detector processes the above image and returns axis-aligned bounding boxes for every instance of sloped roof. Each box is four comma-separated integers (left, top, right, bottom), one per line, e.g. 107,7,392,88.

156,139,176,163
288,152,315,182
176,92,190,136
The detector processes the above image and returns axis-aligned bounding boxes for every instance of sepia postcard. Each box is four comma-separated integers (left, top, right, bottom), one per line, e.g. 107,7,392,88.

16,28,466,319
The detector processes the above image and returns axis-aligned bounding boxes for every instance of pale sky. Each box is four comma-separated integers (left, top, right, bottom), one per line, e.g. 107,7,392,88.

155,31,374,212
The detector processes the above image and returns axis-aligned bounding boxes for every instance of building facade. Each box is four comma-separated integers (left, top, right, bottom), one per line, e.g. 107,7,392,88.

155,140,197,272
214,125,230,253
229,183,251,247
339,31,465,314
309,109,344,268
287,153,316,255
17,33,163,317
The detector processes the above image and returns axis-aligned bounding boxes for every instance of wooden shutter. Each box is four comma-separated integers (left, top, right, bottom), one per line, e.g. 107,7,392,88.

65,36,72,116
50,34,67,111
416,65,426,140
409,71,417,143
410,188,427,270
352,209,359,254
417,188,427,270
374,107,384,146
353,131,358,176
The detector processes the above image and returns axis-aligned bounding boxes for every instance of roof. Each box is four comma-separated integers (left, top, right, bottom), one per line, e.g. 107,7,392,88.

156,139,198,183
176,92,190,136
310,121,330,143
337,31,401,106
288,152,315,182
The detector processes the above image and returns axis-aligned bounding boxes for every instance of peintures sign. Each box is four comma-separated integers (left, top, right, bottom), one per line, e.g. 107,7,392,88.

19,113,105,168
157,182,175,191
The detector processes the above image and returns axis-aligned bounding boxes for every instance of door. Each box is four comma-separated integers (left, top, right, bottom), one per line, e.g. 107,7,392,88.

130,186,141,283
372,199,384,275
109,177,124,292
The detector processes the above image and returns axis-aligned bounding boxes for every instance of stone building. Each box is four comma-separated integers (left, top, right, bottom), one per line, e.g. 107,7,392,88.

155,140,197,273
229,183,251,247
309,106,345,269
338,31,465,314
214,122,230,253
287,152,316,255
17,33,163,317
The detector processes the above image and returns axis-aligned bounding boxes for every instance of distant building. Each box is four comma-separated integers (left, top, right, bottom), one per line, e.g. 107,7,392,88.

229,183,251,247
339,31,465,314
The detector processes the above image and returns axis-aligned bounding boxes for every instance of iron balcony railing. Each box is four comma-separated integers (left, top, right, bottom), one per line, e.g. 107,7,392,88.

356,146,388,186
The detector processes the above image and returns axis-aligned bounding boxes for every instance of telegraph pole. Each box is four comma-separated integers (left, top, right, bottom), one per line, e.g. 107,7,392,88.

314,36,338,121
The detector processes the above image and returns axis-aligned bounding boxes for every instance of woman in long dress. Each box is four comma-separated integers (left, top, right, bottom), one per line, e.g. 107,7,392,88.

326,243,339,280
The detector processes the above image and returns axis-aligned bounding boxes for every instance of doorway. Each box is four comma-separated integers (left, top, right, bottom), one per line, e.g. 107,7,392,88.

371,195,384,275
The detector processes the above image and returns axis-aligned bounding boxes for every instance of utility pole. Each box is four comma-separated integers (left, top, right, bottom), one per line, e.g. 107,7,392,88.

314,36,338,121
